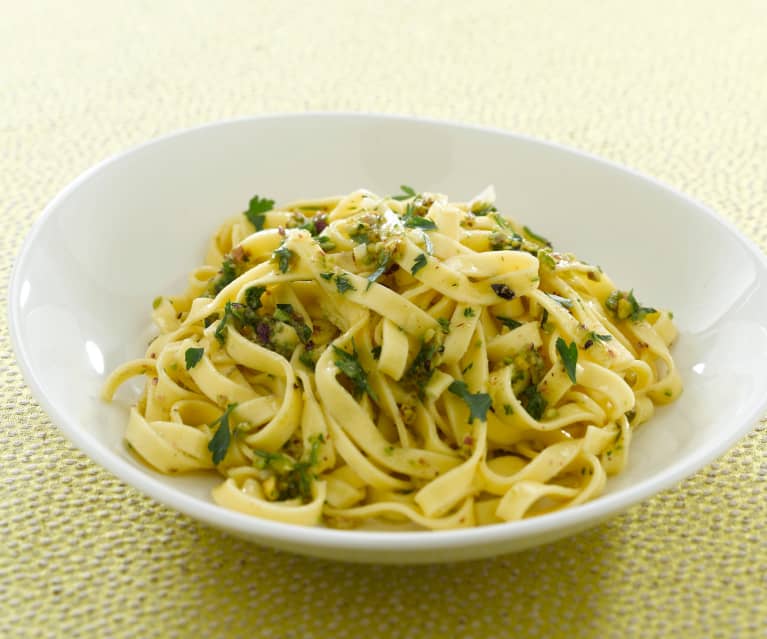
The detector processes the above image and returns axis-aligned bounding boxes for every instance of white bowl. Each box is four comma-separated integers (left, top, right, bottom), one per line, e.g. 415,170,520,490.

9,114,767,563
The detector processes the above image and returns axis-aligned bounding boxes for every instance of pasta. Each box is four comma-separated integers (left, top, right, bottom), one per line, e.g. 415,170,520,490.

102,186,682,529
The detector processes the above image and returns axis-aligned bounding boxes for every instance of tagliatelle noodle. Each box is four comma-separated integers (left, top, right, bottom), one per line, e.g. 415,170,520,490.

103,186,681,529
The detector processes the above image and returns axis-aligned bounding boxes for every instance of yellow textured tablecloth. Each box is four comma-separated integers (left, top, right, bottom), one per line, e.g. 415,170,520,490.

2,2,766,637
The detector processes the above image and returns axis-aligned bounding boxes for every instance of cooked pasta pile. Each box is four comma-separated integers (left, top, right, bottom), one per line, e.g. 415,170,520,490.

103,186,681,529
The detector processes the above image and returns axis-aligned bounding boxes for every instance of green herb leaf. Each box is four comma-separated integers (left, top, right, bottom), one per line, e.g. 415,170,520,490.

548,293,574,309
520,385,547,420
437,317,451,334
332,343,378,401
584,331,612,348
402,202,437,230
208,403,238,464
537,248,556,270
317,235,336,251
448,380,492,424
472,203,497,216
391,184,417,201
274,303,312,343
245,286,265,311
335,273,355,294
367,250,392,290
463,307,475,318
496,316,522,331
214,301,236,344
402,340,440,397
152,296,163,309
244,195,275,231
411,253,428,275
273,245,294,274
556,337,578,383
523,225,551,246
319,272,334,281
184,347,204,370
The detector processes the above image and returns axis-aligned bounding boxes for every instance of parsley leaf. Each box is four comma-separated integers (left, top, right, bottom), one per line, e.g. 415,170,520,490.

367,250,392,290
244,195,275,231
520,386,547,420
210,257,238,295
208,403,238,464
273,245,294,273
391,184,417,201
448,380,492,424
496,316,522,331
548,293,574,309
335,273,355,294
319,272,334,281
317,235,336,251
606,289,657,322
584,331,612,349
537,248,556,270
274,303,312,343
402,340,440,397
464,307,475,318
214,301,237,344
184,347,204,370
332,343,378,401
402,202,437,230
523,225,552,247
245,286,266,311
556,337,578,383
437,317,451,334
411,253,428,275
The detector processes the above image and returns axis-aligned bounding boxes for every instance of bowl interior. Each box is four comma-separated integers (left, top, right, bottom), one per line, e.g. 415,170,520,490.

10,114,767,562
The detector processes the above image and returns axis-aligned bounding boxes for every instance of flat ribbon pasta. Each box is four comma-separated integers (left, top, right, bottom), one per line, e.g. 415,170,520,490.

103,187,681,529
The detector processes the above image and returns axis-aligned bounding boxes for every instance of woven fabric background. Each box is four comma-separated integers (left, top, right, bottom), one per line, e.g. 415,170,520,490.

2,2,766,637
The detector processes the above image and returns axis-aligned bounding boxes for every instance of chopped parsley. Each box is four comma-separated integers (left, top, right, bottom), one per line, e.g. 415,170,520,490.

411,253,428,275
214,301,237,344
391,184,417,201
184,347,204,370
448,380,492,424
273,245,294,274
605,289,657,322
274,303,312,343
332,342,378,401
335,273,355,294
402,340,440,398
537,248,556,270
520,386,547,420
491,283,515,300
584,331,612,349
402,202,437,230
437,317,451,334
556,337,578,383
548,294,574,309
503,403,514,415
464,307,475,318
319,272,334,281
252,435,324,502
208,403,238,464
152,296,163,309
245,286,266,312
523,225,552,247
496,316,522,331
244,195,275,231
472,203,497,216
367,249,392,289
209,257,238,295
317,235,336,251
